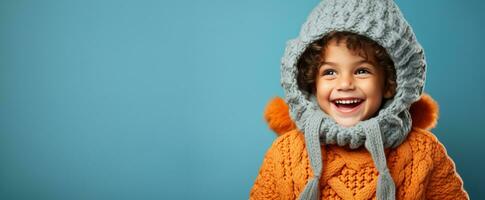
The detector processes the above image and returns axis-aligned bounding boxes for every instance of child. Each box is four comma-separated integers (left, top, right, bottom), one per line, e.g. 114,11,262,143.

250,0,468,200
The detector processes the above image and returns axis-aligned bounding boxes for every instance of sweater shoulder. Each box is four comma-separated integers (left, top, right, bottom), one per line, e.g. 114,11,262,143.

271,129,306,153
265,129,311,168
405,127,442,147
399,127,444,163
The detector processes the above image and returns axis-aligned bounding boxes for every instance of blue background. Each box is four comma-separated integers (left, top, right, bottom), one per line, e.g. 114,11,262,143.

1,0,483,199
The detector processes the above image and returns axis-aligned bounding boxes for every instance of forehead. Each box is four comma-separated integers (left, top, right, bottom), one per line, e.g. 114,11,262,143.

322,38,378,65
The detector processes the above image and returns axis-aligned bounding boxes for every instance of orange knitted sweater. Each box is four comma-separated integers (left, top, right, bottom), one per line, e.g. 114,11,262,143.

250,94,468,200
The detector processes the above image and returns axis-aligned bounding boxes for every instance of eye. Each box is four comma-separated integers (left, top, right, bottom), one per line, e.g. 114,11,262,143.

355,68,371,75
321,69,336,76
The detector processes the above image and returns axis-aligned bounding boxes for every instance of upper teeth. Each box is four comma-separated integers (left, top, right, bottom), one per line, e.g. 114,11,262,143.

335,99,362,104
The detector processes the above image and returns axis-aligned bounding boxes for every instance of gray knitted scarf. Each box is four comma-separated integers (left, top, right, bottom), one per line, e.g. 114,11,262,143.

280,0,427,199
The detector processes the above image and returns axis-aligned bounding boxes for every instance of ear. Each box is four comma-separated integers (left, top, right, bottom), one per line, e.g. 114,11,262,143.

383,80,396,99
384,89,394,98
383,81,396,99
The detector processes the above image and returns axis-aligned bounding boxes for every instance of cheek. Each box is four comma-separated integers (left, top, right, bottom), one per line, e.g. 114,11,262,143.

316,82,332,97
315,81,333,109
360,79,384,96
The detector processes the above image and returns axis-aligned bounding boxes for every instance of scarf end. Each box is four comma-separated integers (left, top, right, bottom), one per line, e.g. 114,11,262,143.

298,177,320,200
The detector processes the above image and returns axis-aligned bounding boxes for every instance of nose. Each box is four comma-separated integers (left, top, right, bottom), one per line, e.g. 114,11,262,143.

336,74,355,91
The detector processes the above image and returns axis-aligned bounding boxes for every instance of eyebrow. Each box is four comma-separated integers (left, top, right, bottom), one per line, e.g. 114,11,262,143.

322,59,372,67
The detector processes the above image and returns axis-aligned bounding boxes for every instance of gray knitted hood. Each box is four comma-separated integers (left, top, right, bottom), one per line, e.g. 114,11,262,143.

280,0,426,199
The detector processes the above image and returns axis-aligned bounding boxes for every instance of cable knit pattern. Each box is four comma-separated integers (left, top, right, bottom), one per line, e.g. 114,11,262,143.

250,94,468,200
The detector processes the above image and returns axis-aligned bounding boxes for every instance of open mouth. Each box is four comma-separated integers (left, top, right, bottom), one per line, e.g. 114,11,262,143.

332,99,364,113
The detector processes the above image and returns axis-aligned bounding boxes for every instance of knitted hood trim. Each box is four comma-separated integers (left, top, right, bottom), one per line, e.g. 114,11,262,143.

264,93,438,136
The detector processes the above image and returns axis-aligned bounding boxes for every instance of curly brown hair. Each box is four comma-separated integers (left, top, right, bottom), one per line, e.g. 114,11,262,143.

296,31,397,98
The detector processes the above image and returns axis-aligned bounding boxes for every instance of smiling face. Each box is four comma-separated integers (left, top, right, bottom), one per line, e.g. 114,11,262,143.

315,39,394,127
